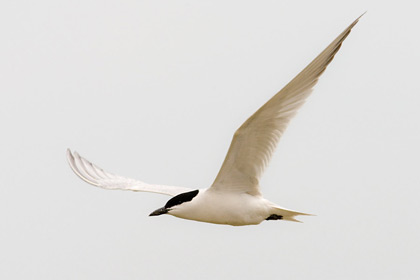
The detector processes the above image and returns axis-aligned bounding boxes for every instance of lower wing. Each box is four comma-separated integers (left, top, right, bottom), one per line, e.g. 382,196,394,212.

66,149,193,197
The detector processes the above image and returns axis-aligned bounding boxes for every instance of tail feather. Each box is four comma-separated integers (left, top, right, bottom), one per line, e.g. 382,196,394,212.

272,206,313,223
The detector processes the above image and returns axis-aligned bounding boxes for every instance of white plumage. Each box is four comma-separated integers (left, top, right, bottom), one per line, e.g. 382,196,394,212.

67,150,191,196
67,15,362,226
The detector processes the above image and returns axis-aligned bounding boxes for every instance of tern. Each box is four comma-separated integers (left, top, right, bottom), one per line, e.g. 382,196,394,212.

67,15,361,226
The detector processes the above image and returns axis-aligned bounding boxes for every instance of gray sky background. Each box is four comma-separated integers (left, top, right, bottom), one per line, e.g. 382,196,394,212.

1,1,419,279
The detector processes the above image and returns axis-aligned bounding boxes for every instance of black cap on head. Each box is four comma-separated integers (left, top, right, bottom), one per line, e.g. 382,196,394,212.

164,189,199,209
149,190,199,217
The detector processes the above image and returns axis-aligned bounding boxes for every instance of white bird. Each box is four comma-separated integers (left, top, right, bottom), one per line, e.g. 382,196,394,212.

67,15,362,226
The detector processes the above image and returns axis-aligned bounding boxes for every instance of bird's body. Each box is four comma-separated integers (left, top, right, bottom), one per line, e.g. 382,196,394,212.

169,189,267,226
67,15,362,226
165,189,298,226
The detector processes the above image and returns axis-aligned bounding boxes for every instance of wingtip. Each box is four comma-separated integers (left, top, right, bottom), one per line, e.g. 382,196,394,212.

66,148,73,162
66,148,78,165
353,12,366,25
66,148,99,186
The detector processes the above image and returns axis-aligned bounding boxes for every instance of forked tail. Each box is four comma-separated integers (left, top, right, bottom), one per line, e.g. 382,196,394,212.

270,206,313,223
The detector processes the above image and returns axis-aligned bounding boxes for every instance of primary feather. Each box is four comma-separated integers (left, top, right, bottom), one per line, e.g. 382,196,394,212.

66,149,192,196
210,15,362,195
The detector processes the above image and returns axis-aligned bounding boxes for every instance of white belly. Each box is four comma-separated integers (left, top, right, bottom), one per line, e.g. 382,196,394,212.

168,189,273,226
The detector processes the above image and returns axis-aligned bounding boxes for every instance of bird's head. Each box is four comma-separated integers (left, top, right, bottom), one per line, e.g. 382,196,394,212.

149,189,199,216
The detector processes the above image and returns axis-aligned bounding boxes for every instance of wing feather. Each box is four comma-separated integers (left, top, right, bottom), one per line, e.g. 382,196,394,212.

66,149,193,196
211,15,362,195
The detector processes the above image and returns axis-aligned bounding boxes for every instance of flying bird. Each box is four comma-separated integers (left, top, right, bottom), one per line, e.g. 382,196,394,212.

67,15,362,226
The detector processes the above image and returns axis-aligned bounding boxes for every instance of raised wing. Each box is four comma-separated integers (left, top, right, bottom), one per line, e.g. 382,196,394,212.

66,149,193,196
211,15,362,195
